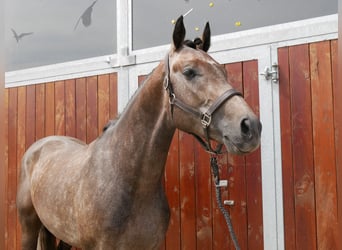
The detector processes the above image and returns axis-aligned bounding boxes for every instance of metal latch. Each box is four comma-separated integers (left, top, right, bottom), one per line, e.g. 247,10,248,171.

216,180,235,206
224,200,235,206
260,63,279,83
216,180,228,187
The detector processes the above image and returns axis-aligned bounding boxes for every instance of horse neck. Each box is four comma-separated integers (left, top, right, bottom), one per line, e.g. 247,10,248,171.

99,61,175,190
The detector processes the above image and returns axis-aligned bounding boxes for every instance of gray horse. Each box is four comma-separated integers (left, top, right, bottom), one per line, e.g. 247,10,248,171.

17,16,261,250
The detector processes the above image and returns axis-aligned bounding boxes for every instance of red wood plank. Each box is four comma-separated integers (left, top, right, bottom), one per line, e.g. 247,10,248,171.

76,78,87,142
289,44,316,250
310,41,338,249
3,88,9,250
336,33,342,250
164,130,181,250
243,60,263,250
65,79,76,137
86,76,98,143
35,84,45,140
7,88,18,250
45,82,55,136
278,46,296,250
336,11,342,246
25,85,36,148
179,132,196,249
109,73,118,119
225,62,248,250
54,81,65,136
194,143,212,250
16,86,28,248
331,38,342,250
17,86,26,162
98,74,110,134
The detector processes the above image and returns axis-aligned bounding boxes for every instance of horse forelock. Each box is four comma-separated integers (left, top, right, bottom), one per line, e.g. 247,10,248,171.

183,37,203,50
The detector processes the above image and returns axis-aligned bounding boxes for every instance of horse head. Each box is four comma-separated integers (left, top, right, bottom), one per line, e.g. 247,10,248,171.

166,16,261,154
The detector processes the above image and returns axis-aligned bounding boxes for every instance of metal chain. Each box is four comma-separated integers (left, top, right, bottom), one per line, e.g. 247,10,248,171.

210,156,241,250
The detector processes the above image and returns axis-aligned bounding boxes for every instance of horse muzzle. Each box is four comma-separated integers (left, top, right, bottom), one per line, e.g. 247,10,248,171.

223,116,262,155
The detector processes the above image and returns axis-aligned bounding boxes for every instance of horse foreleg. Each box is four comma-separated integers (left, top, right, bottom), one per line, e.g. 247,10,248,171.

39,227,59,250
17,173,42,250
57,240,72,250
18,209,42,250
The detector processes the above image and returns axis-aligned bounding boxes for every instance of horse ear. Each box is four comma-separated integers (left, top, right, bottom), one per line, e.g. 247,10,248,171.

201,22,211,52
172,16,186,50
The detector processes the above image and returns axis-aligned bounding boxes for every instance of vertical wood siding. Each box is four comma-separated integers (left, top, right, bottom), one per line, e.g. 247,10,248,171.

279,40,338,250
5,39,339,249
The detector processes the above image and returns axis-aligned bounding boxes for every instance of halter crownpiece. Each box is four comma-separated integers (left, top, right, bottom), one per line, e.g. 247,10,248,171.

164,55,243,154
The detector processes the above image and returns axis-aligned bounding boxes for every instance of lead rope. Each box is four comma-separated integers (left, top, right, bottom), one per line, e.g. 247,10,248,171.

210,156,241,250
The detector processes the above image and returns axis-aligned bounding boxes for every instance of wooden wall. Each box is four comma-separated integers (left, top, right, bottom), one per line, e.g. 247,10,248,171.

279,40,339,249
4,39,340,249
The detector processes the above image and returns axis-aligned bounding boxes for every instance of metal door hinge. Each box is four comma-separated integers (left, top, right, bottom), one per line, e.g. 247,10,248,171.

260,63,278,83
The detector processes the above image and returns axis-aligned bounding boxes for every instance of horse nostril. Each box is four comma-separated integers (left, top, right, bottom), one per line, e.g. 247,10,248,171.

241,118,252,138
240,117,262,139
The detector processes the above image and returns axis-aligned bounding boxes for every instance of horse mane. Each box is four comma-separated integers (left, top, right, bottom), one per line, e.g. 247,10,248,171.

101,69,155,134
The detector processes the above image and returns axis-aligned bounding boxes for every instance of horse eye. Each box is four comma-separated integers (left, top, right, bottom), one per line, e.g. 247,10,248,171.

183,68,197,79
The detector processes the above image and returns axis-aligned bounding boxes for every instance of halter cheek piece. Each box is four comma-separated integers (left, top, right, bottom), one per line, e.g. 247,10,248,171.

164,55,243,154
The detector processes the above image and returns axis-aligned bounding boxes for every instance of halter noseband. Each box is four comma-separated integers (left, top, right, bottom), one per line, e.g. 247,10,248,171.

164,55,243,154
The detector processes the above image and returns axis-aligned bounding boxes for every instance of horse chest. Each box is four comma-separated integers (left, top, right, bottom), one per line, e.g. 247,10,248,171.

114,189,168,224
124,203,169,247
102,188,170,248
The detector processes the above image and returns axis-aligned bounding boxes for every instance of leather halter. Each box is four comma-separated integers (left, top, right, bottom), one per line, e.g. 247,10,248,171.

164,55,243,154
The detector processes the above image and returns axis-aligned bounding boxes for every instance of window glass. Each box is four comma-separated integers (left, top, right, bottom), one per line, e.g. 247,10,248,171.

132,0,337,50
5,0,116,71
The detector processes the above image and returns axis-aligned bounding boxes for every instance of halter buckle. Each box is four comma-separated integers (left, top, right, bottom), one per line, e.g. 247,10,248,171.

201,113,212,127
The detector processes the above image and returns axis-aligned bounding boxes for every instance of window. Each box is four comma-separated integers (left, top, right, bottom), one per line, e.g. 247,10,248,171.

6,0,337,71
5,0,116,71
132,0,337,50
